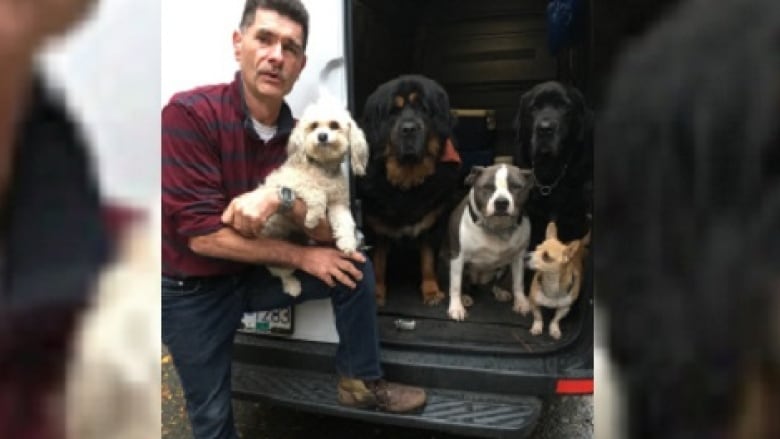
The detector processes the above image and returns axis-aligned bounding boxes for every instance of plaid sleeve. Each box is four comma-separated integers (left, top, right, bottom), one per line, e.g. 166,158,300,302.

161,102,226,238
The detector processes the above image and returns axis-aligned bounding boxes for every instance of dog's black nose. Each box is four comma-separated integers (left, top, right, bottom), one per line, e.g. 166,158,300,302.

535,120,557,137
318,132,328,143
400,121,418,135
494,198,509,213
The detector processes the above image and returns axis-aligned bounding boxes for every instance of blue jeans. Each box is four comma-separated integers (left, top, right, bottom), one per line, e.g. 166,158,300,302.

161,259,382,439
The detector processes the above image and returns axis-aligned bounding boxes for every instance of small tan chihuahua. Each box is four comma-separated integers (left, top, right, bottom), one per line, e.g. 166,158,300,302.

527,222,590,339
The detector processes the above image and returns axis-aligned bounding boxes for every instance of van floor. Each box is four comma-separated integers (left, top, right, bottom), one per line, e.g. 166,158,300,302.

377,282,584,355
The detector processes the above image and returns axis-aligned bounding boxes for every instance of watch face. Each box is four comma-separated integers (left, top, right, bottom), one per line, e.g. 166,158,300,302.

279,187,294,209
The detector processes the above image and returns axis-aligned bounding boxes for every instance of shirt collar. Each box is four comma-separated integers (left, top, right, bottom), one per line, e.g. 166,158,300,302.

231,71,294,141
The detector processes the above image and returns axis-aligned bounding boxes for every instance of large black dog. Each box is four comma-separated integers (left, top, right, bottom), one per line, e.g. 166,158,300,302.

357,74,461,306
513,81,593,248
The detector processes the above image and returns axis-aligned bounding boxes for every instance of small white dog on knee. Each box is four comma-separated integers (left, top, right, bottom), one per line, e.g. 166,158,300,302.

259,97,369,296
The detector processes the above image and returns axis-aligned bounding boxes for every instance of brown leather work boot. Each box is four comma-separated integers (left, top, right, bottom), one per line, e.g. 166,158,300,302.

337,377,427,413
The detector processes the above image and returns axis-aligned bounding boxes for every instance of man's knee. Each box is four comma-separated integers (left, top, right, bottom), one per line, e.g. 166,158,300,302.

331,256,375,300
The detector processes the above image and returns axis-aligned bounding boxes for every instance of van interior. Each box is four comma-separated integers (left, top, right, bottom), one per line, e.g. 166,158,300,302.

350,0,677,354
351,0,585,355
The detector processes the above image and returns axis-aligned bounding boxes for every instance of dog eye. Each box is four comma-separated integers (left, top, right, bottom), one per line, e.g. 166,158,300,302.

329,121,340,130
483,184,496,191
308,122,318,130
542,251,552,263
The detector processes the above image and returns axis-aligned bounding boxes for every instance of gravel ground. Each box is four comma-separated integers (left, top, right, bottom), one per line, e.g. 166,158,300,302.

162,348,593,439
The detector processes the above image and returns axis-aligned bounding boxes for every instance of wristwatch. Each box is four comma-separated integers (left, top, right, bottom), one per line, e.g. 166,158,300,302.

277,186,295,212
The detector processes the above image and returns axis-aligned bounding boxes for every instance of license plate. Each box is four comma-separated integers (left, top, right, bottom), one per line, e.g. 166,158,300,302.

240,307,294,335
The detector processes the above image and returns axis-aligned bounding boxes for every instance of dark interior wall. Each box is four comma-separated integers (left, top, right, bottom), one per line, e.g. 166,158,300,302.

351,0,680,154
353,0,568,158
415,0,557,157
352,0,417,116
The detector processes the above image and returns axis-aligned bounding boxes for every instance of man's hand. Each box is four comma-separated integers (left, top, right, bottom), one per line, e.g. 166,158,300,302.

296,248,366,289
221,188,279,238
221,187,335,242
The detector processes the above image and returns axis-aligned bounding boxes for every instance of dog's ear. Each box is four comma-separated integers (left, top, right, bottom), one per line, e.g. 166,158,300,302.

513,90,534,167
519,168,535,189
286,123,308,166
566,85,594,143
565,240,581,261
465,166,485,187
348,121,369,176
545,221,558,240
361,82,392,157
427,79,456,139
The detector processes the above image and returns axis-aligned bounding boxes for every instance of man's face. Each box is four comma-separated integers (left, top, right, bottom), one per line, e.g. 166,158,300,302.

233,8,307,102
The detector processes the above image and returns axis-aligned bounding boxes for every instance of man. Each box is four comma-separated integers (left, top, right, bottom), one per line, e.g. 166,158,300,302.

0,1,109,438
161,1,427,438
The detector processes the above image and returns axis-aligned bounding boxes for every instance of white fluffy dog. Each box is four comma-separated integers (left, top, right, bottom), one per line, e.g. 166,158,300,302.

65,202,161,439
259,98,369,296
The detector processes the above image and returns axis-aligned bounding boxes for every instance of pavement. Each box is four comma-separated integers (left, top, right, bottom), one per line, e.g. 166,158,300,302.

162,348,593,439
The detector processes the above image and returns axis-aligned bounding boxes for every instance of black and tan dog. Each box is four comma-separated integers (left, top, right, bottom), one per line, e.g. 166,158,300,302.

513,81,593,248
357,75,461,306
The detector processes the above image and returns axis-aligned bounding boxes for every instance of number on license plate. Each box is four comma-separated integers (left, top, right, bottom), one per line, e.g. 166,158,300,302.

240,307,293,335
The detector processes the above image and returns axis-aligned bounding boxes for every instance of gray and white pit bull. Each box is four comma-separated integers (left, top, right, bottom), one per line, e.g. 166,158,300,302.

443,164,534,321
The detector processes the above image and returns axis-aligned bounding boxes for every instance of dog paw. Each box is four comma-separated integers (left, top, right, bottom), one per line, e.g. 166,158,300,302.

423,290,445,306
303,216,317,229
530,321,543,336
462,294,474,307
448,304,467,321
513,298,531,315
549,324,562,340
492,287,513,302
336,237,357,255
283,279,302,297
421,280,445,306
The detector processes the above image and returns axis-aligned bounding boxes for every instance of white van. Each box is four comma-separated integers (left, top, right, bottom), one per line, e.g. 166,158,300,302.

161,1,593,437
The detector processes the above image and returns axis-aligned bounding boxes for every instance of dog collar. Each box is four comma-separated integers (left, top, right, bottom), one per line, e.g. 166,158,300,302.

467,200,481,224
533,163,568,196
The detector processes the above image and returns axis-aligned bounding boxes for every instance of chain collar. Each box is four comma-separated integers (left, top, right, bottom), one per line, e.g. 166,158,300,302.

533,163,568,196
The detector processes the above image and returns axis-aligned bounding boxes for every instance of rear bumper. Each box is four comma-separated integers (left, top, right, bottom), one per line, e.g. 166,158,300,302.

232,332,591,437
232,361,543,439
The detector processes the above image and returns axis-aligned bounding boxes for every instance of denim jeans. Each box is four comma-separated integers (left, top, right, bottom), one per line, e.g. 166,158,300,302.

161,259,382,439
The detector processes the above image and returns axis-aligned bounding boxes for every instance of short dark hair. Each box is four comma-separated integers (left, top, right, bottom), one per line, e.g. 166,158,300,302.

239,0,309,50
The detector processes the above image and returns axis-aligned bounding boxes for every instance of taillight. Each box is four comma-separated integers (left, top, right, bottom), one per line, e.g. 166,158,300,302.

555,378,593,394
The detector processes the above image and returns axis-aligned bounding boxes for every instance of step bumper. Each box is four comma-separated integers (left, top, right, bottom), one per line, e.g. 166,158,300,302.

232,362,543,438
